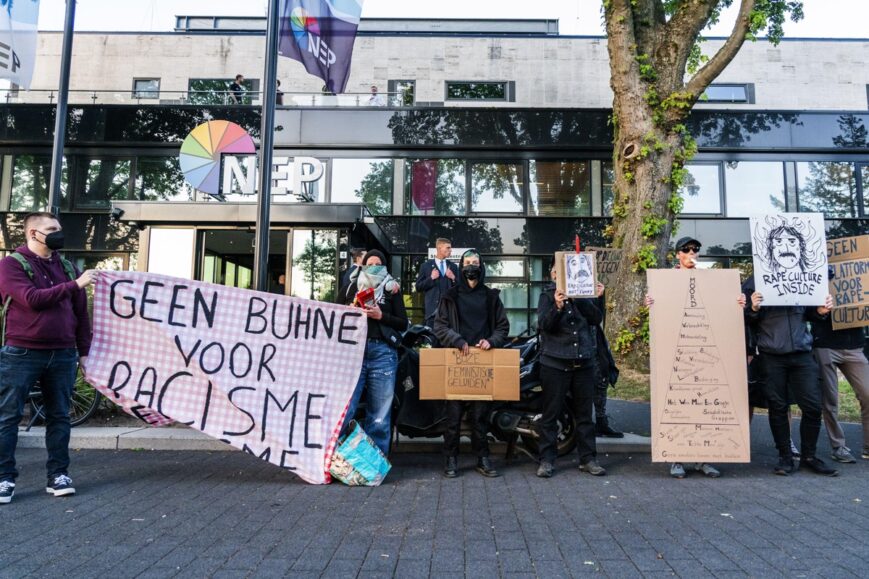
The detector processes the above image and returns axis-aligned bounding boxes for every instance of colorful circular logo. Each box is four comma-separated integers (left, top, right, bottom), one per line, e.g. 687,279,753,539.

290,7,320,50
179,120,255,195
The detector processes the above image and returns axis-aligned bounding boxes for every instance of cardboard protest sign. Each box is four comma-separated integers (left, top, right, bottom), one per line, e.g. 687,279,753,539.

827,236,869,330
750,213,828,306
554,251,596,298
586,247,622,288
419,348,519,401
648,269,750,463
85,272,367,484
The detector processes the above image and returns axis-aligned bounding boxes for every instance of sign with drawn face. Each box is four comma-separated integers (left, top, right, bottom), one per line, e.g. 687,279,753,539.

555,251,597,299
749,213,828,306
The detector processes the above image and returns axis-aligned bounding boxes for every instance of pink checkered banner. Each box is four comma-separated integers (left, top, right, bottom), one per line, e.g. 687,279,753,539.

85,272,367,484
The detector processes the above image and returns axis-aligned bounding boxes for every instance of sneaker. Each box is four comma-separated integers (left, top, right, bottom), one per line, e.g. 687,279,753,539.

670,463,686,479
476,457,500,478
46,474,75,497
0,480,14,504
579,460,607,476
694,463,721,478
774,456,795,476
443,456,458,479
831,447,856,464
800,457,839,477
863,446,869,460
789,440,801,458
536,461,554,478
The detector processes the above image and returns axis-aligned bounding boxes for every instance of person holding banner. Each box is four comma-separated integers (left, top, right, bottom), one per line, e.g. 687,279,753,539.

0,213,96,503
434,249,509,478
339,250,408,456
535,261,606,478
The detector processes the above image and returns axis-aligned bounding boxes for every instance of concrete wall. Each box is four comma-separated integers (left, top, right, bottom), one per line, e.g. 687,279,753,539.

21,32,869,110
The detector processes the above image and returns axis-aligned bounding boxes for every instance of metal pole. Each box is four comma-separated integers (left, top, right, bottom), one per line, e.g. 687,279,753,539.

253,0,281,292
48,0,76,216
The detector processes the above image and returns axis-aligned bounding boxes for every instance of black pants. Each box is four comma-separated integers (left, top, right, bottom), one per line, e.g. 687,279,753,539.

593,377,609,420
761,351,822,459
443,401,490,458
540,364,596,464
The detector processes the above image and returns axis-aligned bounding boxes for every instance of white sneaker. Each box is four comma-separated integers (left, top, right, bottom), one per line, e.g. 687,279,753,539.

0,480,14,504
46,474,76,497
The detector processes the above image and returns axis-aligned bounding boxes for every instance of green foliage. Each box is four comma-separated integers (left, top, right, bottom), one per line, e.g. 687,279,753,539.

660,91,695,112
632,243,658,272
640,215,667,239
635,53,657,82
686,41,709,75
612,307,650,354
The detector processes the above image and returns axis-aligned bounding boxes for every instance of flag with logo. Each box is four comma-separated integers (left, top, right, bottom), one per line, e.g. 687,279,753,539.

278,0,364,94
0,0,40,89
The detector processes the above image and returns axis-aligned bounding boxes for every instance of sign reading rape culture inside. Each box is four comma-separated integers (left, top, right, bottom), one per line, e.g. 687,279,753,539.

85,272,367,484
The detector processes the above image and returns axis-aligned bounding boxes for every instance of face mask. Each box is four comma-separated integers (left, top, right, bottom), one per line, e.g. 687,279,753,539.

39,230,65,250
363,264,386,276
462,264,481,280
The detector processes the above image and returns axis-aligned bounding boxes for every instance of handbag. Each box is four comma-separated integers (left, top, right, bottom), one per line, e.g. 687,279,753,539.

329,420,392,486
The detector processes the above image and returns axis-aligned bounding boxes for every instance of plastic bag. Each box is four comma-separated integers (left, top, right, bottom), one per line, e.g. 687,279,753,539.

329,420,391,486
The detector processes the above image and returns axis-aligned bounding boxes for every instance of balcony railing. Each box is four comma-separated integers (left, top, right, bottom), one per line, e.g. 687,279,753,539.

0,89,415,107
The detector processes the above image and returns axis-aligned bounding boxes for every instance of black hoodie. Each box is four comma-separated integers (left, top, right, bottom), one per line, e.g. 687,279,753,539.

433,259,510,349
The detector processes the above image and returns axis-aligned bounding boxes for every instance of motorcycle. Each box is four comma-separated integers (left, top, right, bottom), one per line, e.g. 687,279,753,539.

392,326,578,458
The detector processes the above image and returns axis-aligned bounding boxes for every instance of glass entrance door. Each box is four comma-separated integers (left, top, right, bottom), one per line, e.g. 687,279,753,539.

289,229,339,302
200,229,288,294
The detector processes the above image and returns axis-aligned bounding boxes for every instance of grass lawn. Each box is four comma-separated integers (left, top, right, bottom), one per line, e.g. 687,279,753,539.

610,371,864,424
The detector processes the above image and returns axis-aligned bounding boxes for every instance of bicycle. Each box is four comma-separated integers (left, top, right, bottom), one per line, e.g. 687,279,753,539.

25,371,102,431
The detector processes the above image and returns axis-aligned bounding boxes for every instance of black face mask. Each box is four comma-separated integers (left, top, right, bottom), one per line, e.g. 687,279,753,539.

39,230,65,251
462,264,481,281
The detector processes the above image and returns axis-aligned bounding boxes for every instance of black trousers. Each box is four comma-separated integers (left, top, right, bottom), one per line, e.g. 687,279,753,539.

761,351,822,459
539,364,597,464
443,401,490,458
593,378,609,420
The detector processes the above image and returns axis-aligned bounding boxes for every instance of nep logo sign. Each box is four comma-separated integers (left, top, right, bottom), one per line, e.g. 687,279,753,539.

290,7,336,69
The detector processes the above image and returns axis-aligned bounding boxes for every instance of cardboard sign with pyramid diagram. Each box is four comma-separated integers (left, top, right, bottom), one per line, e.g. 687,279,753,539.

648,269,751,463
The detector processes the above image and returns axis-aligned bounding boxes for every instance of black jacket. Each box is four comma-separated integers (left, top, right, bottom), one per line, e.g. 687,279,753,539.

433,284,509,349
743,275,826,355
338,281,408,347
811,315,866,350
415,259,459,322
537,283,602,361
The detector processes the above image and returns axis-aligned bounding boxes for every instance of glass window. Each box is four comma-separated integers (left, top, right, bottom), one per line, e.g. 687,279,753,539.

71,157,132,209
507,311,529,336
132,79,160,99
488,282,529,309
796,162,858,218
135,157,192,201
703,84,749,103
602,161,615,216
148,228,195,279
529,160,591,216
406,159,465,216
330,159,393,214
10,155,52,212
485,259,525,278
446,82,507,101
188,78,259,105
389,80,415,106
680,164,721,214
724,161,786,217
471,162,523,213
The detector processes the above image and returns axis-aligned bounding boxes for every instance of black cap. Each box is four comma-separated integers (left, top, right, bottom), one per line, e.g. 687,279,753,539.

675,236,701,252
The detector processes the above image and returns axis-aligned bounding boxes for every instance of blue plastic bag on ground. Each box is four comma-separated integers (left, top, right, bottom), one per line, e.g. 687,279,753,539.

329,420,391,486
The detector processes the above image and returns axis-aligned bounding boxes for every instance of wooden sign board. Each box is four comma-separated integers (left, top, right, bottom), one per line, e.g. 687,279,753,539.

827,235,869,264
419,348,519,401
829,256,869,330
586,246,622,288
554,251,597,298
648,269,751,463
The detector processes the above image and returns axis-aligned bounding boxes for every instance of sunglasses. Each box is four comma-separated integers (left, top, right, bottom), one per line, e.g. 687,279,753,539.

680,246,700,254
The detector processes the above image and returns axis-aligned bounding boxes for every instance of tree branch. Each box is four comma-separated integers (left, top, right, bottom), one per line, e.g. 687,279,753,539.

657,0,720,90
604,0,640,99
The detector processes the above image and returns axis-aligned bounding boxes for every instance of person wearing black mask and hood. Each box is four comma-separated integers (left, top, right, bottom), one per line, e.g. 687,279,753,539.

338,249,408,456
434,249,509,478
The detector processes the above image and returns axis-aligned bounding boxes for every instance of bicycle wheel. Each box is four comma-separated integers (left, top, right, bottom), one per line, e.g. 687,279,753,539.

29,378,102,427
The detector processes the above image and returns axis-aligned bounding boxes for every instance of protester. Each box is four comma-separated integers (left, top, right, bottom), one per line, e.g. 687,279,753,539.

229,74,245,104
338,250,408,456
341,248,366,288
367,85,386,106
811,316,869,463
0,212,96,503
276,79,284,106
645,236,745,479
434,249,509,478
536,261,606,478
415,238,459,327
743,276,838,476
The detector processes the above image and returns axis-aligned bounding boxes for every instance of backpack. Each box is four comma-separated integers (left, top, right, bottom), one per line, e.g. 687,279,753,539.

1,252,77,347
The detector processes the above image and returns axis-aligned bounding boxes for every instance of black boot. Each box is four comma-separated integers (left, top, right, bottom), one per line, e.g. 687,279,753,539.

476,456,500,478
595,416,624,438
443,456,458,478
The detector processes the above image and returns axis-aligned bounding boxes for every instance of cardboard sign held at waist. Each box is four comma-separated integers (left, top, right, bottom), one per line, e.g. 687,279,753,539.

419,348,520,401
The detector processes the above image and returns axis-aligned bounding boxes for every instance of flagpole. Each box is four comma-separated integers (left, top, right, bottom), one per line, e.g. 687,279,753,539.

253,0,281,292
48,0,76,216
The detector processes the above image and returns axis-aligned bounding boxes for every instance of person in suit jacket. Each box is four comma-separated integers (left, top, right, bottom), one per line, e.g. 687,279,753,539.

415,238,459,326
341,248,366,288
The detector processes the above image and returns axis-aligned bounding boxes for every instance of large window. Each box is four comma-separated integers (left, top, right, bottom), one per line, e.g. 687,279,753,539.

135,157,192,202
471,162,523,213
724,161,786,217
680,163,722,214
132,78,160,100
388,80,415,106
405,159,466,215
529,161,591,216
10,155,52,212
602,162,615,216
703,84,753,103
330,159,393,214
445,81,512,101
796,161,858,218
70,157,132,209
187,78,259,105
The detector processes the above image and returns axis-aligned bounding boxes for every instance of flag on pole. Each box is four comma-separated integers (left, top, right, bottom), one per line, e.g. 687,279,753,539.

278,0,364,94
0,0,40,89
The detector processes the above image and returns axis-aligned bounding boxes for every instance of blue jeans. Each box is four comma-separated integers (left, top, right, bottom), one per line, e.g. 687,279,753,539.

0,346,77,482
342,339,398,455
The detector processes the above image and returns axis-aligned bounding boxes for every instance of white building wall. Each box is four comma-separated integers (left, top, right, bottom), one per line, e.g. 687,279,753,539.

22,32,869,110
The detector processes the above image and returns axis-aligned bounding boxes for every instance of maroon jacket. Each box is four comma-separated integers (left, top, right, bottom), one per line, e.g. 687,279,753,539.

0,245,91,356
